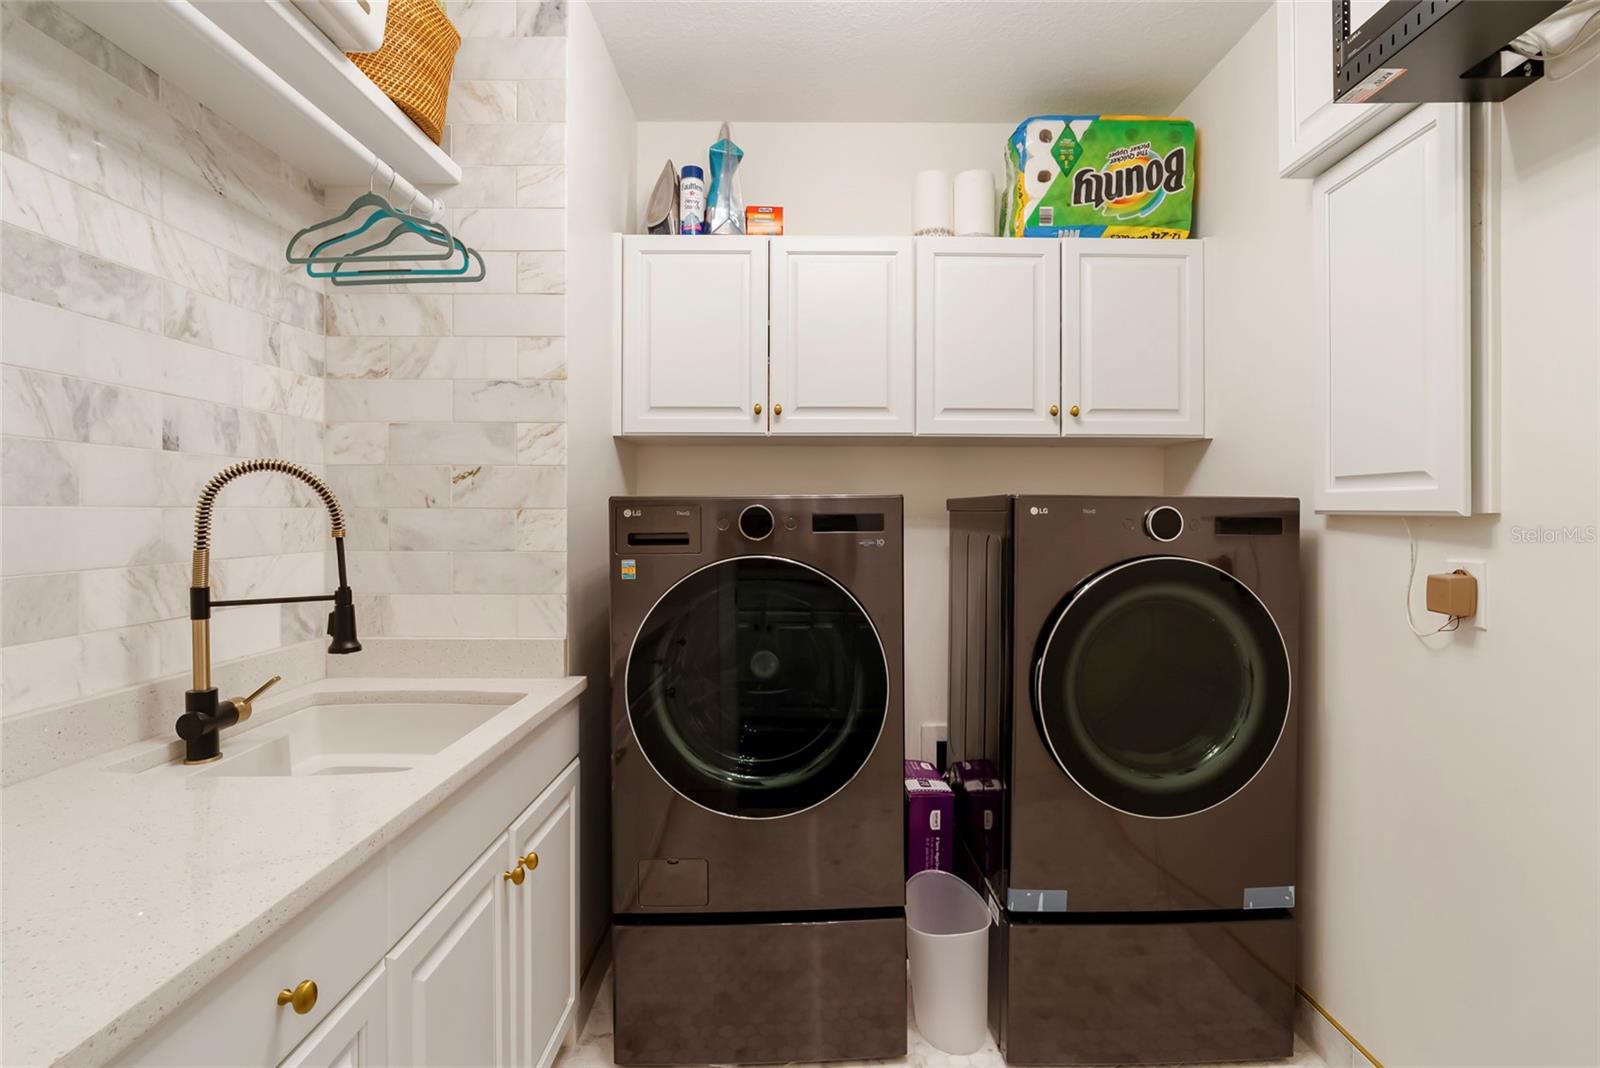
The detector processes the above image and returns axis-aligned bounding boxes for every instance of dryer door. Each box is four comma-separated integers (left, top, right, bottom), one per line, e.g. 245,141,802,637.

626,556,889,819
1033,556,1291,819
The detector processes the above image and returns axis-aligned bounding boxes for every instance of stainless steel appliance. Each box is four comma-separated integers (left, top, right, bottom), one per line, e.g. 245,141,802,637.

609,496,906,1065
948,495,1301,1064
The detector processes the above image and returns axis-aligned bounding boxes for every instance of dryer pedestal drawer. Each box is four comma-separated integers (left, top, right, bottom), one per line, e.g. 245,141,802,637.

994,913,1295,1065
613,915,907,1065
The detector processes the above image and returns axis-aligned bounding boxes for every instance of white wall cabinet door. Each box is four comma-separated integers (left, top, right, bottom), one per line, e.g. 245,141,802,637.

916,238,1061,436
509,761,579,1068
769,238,914,435
1277,0,1416,178
621,236,768,435
1061,242,1204,438
277,966,388,1068
386,835,511,1067
1313,104,1470,515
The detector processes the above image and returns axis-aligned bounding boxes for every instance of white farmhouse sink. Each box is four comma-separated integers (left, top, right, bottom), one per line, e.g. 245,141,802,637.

120,691,521,777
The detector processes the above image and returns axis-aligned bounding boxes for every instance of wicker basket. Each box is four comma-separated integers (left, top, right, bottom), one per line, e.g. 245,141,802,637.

348,0,460,145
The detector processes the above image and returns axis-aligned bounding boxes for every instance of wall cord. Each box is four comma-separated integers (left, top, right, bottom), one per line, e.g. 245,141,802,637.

1403,518,1460,638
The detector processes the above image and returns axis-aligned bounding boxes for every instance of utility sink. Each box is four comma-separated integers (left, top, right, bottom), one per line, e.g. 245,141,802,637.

120,692,520,777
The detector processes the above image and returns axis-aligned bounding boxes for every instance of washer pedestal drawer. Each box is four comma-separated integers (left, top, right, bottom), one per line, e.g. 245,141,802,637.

993,913,1295,1065
613,914,906,1065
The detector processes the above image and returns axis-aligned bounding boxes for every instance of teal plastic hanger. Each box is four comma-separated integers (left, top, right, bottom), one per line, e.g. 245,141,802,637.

304,208,460,277
328,241,487,286
286,167,455,265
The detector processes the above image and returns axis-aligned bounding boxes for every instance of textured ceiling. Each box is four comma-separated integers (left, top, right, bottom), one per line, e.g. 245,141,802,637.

587,0,1270,122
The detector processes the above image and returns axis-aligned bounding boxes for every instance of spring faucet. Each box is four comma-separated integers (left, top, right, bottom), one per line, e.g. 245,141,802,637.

176,459,361,764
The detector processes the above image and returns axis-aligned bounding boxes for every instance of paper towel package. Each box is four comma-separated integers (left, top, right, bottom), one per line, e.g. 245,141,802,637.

906,769,954,877
1003,115,1196,238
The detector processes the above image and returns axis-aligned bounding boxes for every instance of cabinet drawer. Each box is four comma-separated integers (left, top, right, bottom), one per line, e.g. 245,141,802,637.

114,858,387,1067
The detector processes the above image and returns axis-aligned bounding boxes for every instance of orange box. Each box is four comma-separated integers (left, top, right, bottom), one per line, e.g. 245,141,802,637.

745,205,784,235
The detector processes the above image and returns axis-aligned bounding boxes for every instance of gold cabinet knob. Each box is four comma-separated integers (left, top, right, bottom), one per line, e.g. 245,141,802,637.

1069,405,1081,417
753,403,762,415
520,851,539,871
276,979,318,1015
773,403,783,416
1049,404,1060,417
503,865,525,885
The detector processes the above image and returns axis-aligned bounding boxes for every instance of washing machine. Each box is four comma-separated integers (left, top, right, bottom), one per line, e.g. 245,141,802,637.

609,496,906,1066
947,495,1300,1065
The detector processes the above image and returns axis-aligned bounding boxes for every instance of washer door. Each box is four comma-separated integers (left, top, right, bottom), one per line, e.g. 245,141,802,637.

1033,557,1291,819
626,556,888,819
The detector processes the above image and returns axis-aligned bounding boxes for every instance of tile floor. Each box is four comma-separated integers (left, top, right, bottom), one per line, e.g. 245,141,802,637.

555,974,1325,1068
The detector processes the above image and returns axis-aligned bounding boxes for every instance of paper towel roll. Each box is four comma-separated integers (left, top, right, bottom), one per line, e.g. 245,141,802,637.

954,169,996,236
913,170,953,236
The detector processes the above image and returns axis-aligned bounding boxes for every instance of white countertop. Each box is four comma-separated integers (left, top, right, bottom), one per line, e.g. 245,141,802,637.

1,675,586,1068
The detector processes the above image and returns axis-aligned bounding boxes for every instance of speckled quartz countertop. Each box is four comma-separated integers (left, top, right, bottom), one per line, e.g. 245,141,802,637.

1,675,586,1068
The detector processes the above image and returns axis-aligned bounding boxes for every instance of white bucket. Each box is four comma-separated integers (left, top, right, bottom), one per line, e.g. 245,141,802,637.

905,869,992,1055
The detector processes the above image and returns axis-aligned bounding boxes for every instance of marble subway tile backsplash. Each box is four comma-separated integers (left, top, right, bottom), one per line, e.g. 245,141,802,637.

0,3,329,737
1,1,569,770
322,8,568,655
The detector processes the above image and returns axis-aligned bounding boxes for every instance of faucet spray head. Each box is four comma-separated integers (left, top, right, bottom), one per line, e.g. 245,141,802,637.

327,586,361,655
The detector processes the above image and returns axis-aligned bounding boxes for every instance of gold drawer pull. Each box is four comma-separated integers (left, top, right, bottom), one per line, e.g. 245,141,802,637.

1049,404,1059,416
1069,405,1081,417
277,979,317,1015
503,865,525,885
772,403,782,416
520,851,540,871
753,403,762,415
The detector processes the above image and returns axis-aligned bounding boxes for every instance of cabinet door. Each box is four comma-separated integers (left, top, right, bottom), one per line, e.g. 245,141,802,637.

1061,242,1204,438
916,238,1061,436
509,761,580,1068
768,238,914,435
387,834,511,1067
621,236,768,435
1312,104,1470,515
1277,0,1416,178
277,965,387,1068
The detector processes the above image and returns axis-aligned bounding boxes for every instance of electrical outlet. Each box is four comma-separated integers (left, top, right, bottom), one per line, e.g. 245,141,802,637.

920,723,947,767
1446,558,1489,630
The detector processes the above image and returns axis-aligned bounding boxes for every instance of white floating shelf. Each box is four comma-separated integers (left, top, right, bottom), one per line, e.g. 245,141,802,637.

73,0,460,190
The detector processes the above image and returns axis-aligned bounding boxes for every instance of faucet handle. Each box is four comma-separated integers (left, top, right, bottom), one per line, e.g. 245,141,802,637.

228,675,282,724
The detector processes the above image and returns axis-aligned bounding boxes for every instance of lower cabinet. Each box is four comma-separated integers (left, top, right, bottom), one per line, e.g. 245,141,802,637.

386,834,513,1067
113,706,581,1068
276,965,388,1068
509,762,579,1068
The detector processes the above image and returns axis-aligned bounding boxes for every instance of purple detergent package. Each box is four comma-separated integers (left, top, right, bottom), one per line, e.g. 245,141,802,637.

905,765,953,877
950,759,1003,878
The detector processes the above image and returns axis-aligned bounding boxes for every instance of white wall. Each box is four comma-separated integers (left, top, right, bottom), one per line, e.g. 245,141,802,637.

1168,12,1600,1066
566,0,638,982
635,121,1011,234
632,445,1164,755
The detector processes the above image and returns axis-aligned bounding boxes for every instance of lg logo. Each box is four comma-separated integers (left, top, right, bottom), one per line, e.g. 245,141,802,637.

1029,506,1050,516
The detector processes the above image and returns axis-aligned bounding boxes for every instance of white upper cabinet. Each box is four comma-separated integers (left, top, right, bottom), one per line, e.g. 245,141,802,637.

1277,0,1416,178
621,237,768,435
1313,105,1471,515
1061,242,1204,438
769,238,915,435
916,238,1062,436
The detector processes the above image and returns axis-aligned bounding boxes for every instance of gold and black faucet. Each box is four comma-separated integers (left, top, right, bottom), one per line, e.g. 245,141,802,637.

176,459,361,764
